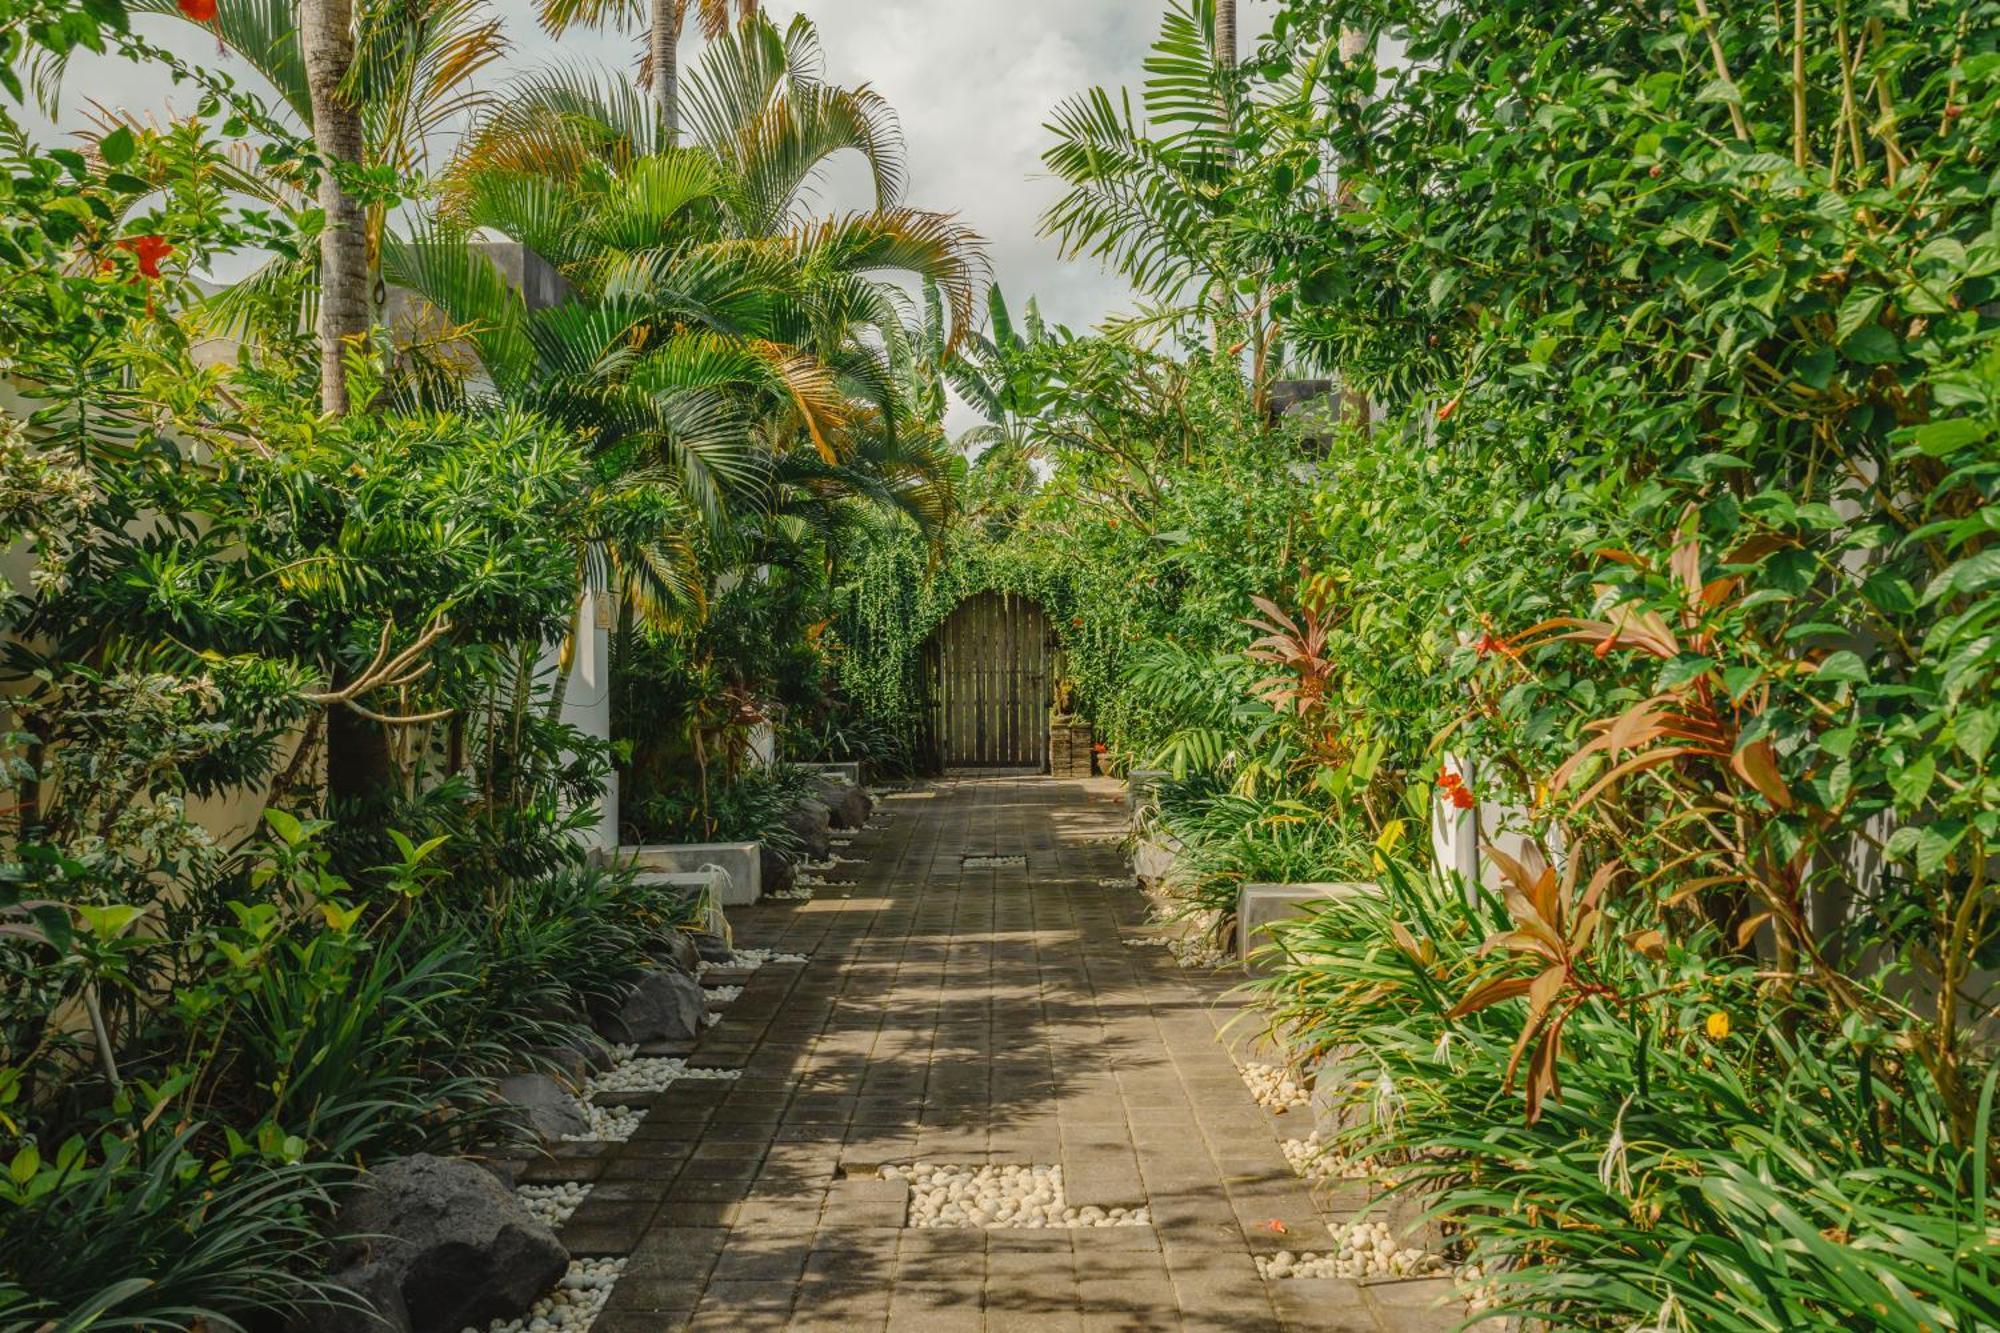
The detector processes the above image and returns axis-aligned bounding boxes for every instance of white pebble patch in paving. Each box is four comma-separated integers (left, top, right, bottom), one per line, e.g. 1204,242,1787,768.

881,1163,1150,1229
587,1052,745,1096
705,984,743,1003
1282,1130,1371,1183
1241,1062,1312,1114
766,885,814,900
468,1256,625,1332
1098,876,1140,888
1254,1220,1445,1281
564,1103,643,1142
701,948,808,973
1121,935,1172,949
830,837,855,847
517,1182,591,1228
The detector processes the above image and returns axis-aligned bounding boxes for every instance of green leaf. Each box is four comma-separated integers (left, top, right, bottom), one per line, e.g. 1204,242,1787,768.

1813,651,1869,686
1921,549,2000,605
1915,821,1966,879
264,808,304,846
1842,324,1901,365
98,126,134,167
1905,418,1988,457
72,903,148,941
1955,708,1998,766
1834,288,1885,343
1889,754,1937,809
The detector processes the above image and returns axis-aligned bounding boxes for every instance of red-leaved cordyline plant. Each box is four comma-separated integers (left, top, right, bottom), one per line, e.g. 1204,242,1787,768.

1445,842,1618,1123
1496,514,1834,982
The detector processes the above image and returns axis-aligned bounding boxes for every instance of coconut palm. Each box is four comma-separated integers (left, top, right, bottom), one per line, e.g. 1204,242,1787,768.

1041,0,1243,312
532,0,757,141
389,14,981,621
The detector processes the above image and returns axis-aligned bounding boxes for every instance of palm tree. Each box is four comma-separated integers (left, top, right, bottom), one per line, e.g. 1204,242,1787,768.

391,14,983,622
1041,1,1253,352
298,0,368,413
533,0,756,141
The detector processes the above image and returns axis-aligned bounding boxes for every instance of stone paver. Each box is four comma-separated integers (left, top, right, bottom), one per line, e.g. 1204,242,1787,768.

572,776,1461,1332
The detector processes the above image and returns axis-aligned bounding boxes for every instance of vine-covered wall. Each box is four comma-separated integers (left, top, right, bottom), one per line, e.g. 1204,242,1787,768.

831,529,1119,768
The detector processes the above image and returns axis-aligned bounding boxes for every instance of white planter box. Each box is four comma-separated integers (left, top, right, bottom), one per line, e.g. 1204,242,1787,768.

1236,882,1379,970
620,842,761,905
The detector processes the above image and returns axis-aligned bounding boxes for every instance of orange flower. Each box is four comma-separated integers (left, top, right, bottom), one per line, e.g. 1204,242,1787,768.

117,234,173,280
1705,1011,1731,1040
1437,396,1460,422
178,0,218,20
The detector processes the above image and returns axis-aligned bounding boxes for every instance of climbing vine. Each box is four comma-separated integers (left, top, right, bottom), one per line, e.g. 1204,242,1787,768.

833,354,1317,768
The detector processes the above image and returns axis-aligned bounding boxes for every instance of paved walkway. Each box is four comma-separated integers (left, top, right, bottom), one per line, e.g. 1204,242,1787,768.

542,776,1458,1331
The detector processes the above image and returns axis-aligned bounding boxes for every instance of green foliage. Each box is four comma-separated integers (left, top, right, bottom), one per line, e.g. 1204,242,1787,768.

834,344,1314,768
1254,862,2000,1330
0,1126,341,1331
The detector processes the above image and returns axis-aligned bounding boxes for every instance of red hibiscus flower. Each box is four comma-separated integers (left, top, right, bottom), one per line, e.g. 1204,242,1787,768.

178,0,218,20
117,234,174,280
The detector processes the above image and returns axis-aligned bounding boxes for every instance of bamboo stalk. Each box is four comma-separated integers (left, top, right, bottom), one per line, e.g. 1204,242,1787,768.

1692,0,1754,142
1792,0,1808,170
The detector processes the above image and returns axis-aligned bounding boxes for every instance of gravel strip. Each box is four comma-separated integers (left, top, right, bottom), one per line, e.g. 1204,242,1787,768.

471,1256,625,1331
1241,1062,1311,1114
1282,1130,1371,1182
587,1052,744,1095
882,1163,1150,1229
1255,1220,1444,1280
517,1182,591,1228
563,1103,643,1142
700,948,808,974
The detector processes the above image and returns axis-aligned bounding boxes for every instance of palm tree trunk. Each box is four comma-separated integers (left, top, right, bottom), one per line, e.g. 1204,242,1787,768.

298,0,369,415
1215,0,1236,72
652,0,684,142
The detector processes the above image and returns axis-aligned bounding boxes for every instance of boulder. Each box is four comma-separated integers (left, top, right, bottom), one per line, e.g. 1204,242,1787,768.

690,931,732,964
592,967,705,1045
492,1072,589,1145
760,844,797,898
649,929,701,976
303,1153,567,1333
820,781,871,830
783,798,833,861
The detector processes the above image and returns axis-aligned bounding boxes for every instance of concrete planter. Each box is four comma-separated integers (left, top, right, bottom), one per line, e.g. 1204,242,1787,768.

1235,881,1379,971
799,760,864,786
1132,832,1181,885
1125,768,1169,825
620,842,761,905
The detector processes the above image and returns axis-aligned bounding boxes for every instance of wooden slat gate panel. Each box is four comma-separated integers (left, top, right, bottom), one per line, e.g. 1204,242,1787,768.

926,591,1050,769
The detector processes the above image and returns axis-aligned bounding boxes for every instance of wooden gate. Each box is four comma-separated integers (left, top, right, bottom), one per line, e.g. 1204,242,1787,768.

923,591,1052,770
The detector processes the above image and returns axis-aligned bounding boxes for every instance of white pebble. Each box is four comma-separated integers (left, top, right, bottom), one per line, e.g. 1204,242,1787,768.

516,1183,591,1228
586,1053,744,1097
883,1163,1149,1230
467,1257,627,1333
